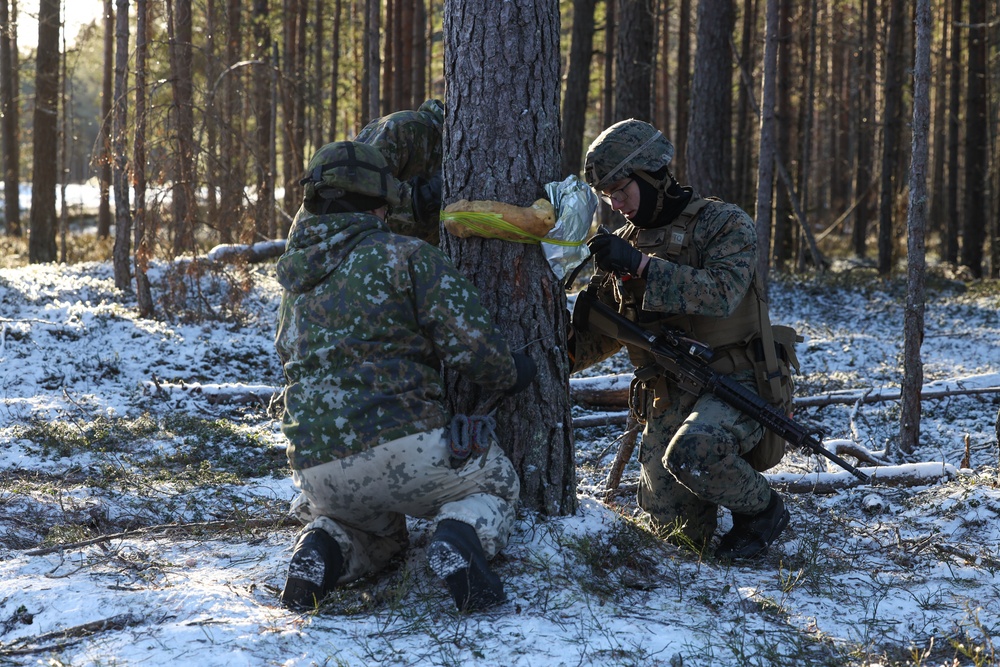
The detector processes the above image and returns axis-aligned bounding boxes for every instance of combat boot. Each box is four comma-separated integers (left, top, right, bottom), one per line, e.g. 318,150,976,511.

280,527,343,611
715,490,790,560
426,519,505,612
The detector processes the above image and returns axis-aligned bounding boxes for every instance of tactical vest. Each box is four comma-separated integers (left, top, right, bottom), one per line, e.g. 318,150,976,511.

615,197,763,367
608,196,798,472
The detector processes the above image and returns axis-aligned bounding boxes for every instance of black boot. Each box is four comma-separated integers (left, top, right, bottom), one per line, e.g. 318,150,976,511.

427,519,505,612
716,490,790,560
280,528,344,611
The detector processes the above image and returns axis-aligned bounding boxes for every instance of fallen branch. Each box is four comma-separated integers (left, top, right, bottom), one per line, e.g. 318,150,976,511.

933,543,1000,570
603,416,642,497
0,614,140,657
610,462,960,496
142,380,279,406
25,517,300,556
205,239,286,264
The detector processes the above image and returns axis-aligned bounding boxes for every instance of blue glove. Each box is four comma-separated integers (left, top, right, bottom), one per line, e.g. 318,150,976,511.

587,233,647,277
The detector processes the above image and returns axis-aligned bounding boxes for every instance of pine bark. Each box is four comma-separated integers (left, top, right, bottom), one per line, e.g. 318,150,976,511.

134,0,154,316
754,0,779,293
561,0,598,177
97,0,114,239
27,0,60,263
877,0,906,276
899,0,931,456
615,0,655,121
960,0,988,277
686,0,733,196
0,0,21,236
111,0,132,289
442,0,576,515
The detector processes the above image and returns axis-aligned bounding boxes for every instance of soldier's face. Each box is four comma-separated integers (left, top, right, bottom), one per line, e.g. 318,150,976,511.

600,178,639,220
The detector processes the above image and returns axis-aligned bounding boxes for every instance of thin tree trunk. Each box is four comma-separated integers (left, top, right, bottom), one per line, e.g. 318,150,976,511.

562,0,598,177
734,0,756,210
853,0,876,258
367,0,381,120
899,0,930,457
928,0,948,244
674,0,691,178
945,0,962,264
771,0,793,269
219,0,242,244
252,0,273,241
615,0,655,121
686,0,733,196
755,0,779,296
961,0,988,277
111,0,132,289
134,0,153,317
877,0,907,276
0,0,21,236
412,0,427,106
329,0,343,137
28,0,60,263
442,0,576,515
97,0,114,239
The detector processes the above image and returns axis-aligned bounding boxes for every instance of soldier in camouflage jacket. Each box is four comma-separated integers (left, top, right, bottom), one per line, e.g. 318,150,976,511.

570,119,791,561
356,98,444,244
275,141,535,612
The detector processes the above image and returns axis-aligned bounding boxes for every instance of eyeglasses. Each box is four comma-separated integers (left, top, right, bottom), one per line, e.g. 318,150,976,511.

601,179,632,204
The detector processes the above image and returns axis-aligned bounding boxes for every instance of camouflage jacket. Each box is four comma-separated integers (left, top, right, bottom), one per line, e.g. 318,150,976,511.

275,207,517,470
572,199,759,371
355,102,443,242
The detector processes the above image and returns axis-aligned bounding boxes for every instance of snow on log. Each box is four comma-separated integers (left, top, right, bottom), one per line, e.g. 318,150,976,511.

767,461,961,493
144,380,279,405
205,239,287,264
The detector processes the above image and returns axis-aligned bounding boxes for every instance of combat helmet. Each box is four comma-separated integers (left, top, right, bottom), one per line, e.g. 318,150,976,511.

300,141,401,209
584,119,674,191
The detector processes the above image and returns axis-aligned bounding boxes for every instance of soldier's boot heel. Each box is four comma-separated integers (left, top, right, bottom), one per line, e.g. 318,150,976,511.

716,490,790,560
280,527,343,611
427,519,505,612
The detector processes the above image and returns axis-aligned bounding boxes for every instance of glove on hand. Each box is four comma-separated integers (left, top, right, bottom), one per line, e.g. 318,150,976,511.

411,172,443,223
505,352,537,396
587,233,647,277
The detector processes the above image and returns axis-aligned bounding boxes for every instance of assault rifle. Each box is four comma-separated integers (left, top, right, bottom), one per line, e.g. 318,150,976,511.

574,289,871,483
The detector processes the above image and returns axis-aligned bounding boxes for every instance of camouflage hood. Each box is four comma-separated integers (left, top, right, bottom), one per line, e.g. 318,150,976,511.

276,207,386,295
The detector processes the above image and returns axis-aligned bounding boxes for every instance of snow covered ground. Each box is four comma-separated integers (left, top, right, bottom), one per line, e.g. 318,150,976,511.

0,258,998,666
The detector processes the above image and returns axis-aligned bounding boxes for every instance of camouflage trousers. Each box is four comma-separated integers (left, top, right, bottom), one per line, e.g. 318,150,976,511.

637,370,772,545
289,428,520,584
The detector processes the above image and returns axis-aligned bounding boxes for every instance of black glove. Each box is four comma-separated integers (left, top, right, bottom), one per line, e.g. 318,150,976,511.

411,172,443,224
505,352,537,396
587,233,647,277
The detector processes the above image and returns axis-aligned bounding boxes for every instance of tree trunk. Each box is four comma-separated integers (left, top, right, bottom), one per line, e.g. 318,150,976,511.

734,0,756,211
252,0,274,241
771,0,793,269
28,0,60,263
329,0,343,137
442,0,576,516
219,0,243,245
111,0,132,290
674,0,691,179
561,0,598,177
686,0,733,196
852,0,876,258
412,0,427,106
134,0,154,317
877,0,906,276
754,0,779,295
365,0,381,122
602,0,615,127
899,0,930,457
961,0,988,277
167,0,196,255
927,0,948,244
97,0,114,239
0,0,21,236
945,0,961,264
615,0,655,121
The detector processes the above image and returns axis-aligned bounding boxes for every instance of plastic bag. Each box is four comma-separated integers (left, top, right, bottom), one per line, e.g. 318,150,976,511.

542,175,598,281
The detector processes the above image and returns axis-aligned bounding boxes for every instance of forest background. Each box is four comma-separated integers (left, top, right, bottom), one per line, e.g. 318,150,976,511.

0,0,997,278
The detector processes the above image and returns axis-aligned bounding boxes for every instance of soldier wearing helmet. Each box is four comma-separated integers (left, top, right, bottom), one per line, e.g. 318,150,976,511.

356,98,445,244
571,119,795,561
275,140,536,612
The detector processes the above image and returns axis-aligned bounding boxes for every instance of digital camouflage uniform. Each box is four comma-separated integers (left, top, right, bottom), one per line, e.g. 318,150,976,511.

275,192,521,583
573,120,782,547
356,99,444,244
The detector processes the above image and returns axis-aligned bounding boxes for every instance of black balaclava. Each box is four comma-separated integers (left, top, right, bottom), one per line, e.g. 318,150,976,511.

630,166,693,229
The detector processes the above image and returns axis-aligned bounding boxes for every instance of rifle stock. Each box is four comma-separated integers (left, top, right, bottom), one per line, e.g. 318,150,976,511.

575,290,870,483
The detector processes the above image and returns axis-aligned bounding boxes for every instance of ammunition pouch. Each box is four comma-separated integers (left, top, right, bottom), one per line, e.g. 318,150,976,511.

743,325,801,472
